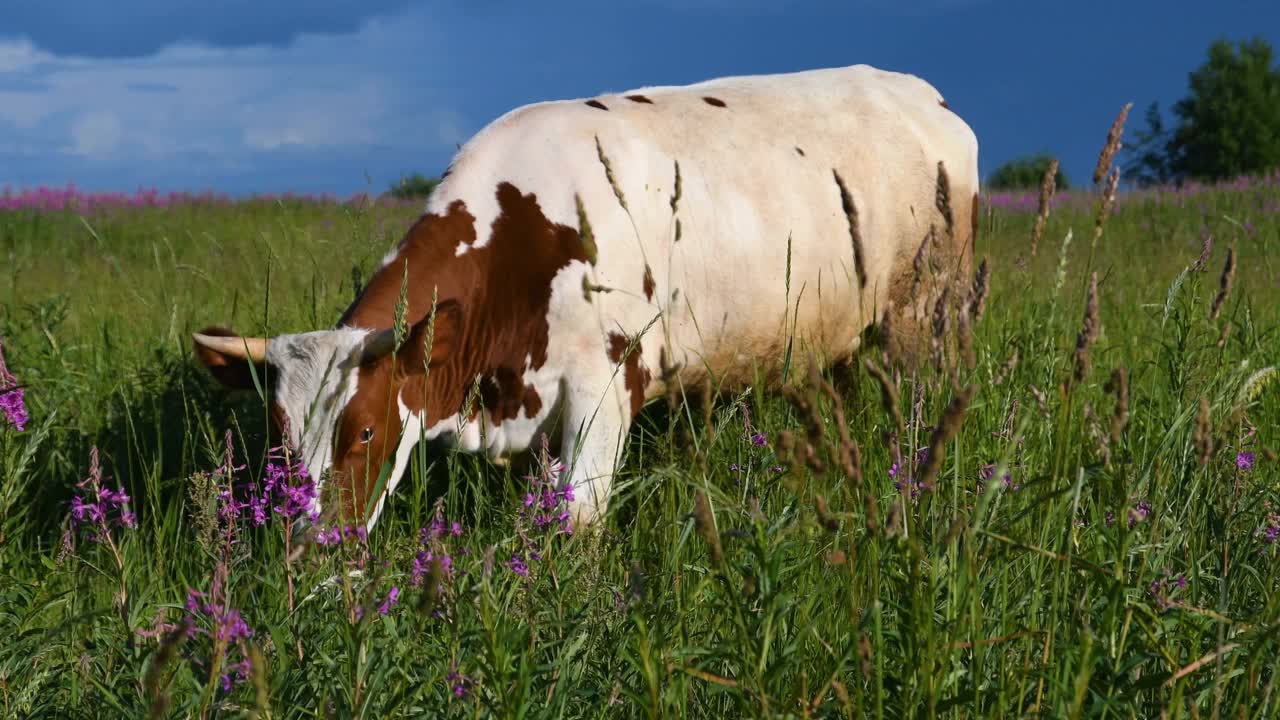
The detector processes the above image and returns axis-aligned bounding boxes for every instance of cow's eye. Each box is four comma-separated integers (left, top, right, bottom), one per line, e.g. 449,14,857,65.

360,427,375,444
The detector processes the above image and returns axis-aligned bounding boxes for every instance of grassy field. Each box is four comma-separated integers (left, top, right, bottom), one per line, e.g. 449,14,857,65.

0,168,1278,718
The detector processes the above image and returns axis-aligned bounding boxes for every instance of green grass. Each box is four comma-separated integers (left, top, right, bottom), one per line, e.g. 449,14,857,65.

0,180,1278,718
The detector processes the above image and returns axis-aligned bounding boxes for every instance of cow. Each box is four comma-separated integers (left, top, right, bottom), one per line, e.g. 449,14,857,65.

193,64,980,532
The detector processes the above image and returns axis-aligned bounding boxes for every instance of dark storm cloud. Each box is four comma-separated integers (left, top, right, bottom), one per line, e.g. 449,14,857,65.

4,0,416,57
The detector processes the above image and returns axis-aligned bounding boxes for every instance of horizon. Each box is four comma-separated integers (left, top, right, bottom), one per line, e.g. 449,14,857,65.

2,1,1277,197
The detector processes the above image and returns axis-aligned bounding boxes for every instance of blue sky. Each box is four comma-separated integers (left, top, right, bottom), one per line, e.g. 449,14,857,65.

1,0,1276,196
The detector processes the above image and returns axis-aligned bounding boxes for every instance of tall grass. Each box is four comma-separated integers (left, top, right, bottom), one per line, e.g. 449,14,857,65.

0,161,1278,717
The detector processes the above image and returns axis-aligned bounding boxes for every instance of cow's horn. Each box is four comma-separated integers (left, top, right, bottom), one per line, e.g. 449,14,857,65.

192,333,268,363
358,328,397,365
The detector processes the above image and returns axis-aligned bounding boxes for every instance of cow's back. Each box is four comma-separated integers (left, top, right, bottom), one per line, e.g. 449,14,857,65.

426,64,979,395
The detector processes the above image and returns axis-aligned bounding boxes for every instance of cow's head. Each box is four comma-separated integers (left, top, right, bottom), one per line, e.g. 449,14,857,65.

192,301,462,527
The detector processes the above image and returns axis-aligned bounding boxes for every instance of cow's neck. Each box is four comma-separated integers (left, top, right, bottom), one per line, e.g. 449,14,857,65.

339,182,586,459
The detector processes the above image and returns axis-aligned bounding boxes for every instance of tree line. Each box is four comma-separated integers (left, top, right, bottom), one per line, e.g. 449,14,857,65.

991,37,1280,191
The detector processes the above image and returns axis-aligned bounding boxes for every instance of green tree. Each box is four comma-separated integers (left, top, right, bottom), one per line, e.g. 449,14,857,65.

986,154,1069,191
387,173,441,200
1127,37,1280,185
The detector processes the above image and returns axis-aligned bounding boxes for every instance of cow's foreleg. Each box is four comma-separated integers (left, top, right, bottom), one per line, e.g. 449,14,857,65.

559,367,630,527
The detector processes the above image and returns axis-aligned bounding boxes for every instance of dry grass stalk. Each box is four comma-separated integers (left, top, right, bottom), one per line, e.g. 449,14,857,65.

858,634,873,677
833,170,868,289
1073,273,1101,384
1105,367,1130,444
969,258,990,323
1209,246,1236,321
879,299,897,367
916,384,977,489
864,358,904,432
1194,396,1214,466
1030,159,1059,258
931,286,952,371
1093,167,1120,244
1093,102,1133,186
957,306,976,371
692,491,723,567
1217,321,1232,349
594,135,628,211
935,161,955,238
670,159,682,214
816,368,865,486
1028,384,1050,417
1192,232,1215,273
910,226,936,321
814,495,840,532
994,350,1020,386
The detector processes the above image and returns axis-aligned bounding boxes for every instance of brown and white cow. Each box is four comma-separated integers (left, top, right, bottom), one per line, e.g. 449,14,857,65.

193,64,980,530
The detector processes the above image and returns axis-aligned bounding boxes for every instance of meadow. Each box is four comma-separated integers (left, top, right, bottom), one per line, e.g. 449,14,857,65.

0,162,1278,718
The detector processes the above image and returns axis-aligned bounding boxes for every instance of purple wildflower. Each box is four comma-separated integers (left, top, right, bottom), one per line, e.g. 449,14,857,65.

0,338,28,432
1237,452,1256,470
1128,501,1152,528
505,554,530,577
69,448,136,539
750,432,768,448
377,587,401,615
447,666,472,699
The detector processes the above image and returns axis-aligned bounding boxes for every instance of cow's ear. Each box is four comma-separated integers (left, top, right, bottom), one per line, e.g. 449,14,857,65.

401,300,462,371
193,326,268,390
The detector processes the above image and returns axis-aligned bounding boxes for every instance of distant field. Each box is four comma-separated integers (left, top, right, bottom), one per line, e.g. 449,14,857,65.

1,173,1278,717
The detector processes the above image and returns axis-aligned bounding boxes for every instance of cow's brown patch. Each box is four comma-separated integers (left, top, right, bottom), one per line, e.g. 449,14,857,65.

702,96,727,108
606,331,650,417
330,182,589,520
795,146,805,157
626,94,654,104
585,100,609,111
642,264,655,301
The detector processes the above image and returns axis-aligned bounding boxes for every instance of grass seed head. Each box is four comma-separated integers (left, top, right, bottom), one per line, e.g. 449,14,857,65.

1073,272,1101,383
1209,246,1236,322
1031,159,1059,257
917,385,977,489
935,161,954,238
1093,102,1133,186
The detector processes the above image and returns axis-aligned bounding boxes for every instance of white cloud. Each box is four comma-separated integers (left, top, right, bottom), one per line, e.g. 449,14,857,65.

0,8,463,171
68,110,123,156
0,37,55,73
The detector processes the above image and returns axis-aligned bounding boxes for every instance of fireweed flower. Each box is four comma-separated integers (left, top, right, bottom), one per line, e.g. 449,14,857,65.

0,337,28,432
1149,572,1188,612
521,458,574,535
184,583,257,693
69,447,136,540
1128,501,1152,528
413,511,458,587
447,665,473,699
505,554,530,577
377,586,401,615
979,463,1019,492
890,462,925,500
